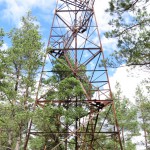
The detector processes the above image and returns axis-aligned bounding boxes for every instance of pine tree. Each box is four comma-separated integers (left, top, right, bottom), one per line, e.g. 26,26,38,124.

114,83,139,150
31,57,89,149
0,28,6,93
104,0,150,68
101,82,139,150
135,86,150,149
0,12,43,150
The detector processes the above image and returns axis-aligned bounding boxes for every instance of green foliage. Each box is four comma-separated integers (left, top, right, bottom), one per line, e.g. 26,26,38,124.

135,86,150,149
114,83,138,130
125,141,136,150
7,11,43,83
2,11,43,101
30,137,45,150
105,0,150,68
43,57,87,101
31,55,90,149
0,28,4,47
0,29,7,96
0,104,31,149
0,12,43,149
58,77,84,100
106,82,139,149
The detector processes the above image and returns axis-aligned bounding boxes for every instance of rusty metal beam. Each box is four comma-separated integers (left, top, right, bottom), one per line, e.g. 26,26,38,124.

24,0,123,149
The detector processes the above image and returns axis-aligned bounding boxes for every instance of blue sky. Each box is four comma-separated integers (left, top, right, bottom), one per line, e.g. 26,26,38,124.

0,0,56,47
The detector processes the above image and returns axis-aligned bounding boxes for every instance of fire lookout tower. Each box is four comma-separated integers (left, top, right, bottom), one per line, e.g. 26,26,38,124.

24,0,123,149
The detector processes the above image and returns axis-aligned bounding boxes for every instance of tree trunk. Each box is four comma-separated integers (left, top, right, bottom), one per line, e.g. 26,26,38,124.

142,118,148,150
43,145,47,150
141,109,148,150
7,131,12,150
15,126,22,150
122,127,125,148
144,129,148,150
15,137,21,150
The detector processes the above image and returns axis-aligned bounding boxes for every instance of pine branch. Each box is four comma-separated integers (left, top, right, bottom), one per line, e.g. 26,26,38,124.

116,19,149,37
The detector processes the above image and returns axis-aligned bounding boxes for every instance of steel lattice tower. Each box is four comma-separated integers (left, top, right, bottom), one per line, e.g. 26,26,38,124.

24,0,123,149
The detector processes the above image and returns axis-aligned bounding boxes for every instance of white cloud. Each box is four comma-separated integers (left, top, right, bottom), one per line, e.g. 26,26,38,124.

0,0,112,31
94,0,112,32
101,35,117,53
0,0,56,25
108,66,149,104
1,43,8,51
